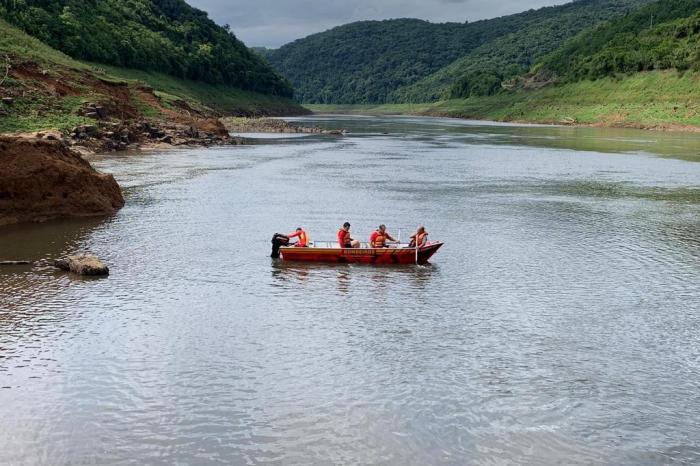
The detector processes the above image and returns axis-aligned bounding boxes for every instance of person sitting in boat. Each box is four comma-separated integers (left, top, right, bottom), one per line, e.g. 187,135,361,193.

408,226,429,248
287,227,308,247
369,224,397,248
338,222,360,248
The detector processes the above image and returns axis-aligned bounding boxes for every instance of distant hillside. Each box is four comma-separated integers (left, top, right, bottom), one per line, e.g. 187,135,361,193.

0,18,304,134
305,0,700,133
536,0,700,81
265,0,652,104
0,0,292,97
393,0,654,102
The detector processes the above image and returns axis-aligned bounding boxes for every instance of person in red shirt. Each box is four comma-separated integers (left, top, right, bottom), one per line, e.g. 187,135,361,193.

338,222,360,248
287,227,308,247
369,224,397,248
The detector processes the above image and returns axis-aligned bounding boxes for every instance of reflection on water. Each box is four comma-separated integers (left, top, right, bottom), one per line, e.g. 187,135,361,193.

1,116,699,465
271,260,439,296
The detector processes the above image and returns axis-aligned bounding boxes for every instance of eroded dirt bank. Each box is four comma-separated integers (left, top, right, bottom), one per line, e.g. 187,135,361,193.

0,134,124,226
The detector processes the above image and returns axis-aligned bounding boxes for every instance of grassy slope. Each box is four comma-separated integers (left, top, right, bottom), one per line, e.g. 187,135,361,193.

306,70,700,130
96,65,304,116
0,19,304,133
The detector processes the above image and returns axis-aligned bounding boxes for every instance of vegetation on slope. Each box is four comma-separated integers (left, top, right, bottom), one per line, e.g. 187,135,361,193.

0,19,304,133
307,70,700,131
537,0,700,81
0,0,292,96
369,0,700,131
393,0,654,102
264,0,652,104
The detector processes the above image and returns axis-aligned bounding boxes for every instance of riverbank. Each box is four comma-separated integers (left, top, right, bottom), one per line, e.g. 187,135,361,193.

223,117,346,135
305,70,700,133
0,134,124,226
0,18,314,225
0,18,308,136
0,114,350,226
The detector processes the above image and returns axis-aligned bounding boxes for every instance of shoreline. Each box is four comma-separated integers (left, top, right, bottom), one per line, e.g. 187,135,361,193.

305,106,700,134
304,69,700,134
0,116,344,227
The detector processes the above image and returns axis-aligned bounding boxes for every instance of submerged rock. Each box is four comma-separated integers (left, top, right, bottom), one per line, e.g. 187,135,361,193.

54,255,109,276
0,134,124,226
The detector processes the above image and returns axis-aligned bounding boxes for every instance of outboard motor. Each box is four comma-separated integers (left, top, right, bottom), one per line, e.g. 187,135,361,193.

271,233,290,258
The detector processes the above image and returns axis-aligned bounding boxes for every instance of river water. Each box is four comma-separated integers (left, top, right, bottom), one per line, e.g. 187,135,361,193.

1,116,699,465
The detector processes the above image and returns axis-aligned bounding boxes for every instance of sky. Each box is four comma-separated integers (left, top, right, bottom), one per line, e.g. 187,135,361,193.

187,0,572,48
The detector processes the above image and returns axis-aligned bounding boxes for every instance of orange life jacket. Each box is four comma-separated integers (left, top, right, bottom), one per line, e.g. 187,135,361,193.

410,232,428,247
297,231,308,247
371,231,387,247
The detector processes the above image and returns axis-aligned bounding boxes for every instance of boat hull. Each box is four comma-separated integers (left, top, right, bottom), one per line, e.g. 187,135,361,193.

279,242,443,265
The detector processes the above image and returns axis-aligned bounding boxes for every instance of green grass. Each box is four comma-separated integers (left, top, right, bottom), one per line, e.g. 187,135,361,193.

307,70,700,130
96,65,305,116
0,95,92,133
0,18,305,133
0,19,87,70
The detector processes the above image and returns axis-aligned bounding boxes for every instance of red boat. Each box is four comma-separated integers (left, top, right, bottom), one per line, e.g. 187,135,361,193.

279,241,443,265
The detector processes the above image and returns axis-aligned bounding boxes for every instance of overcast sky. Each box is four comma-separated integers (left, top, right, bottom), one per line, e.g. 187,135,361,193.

187,0,572,48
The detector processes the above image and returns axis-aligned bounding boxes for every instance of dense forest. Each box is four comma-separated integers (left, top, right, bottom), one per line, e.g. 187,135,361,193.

0,0,293,96
264,0,653,104
536,0,700,81
393,0,654,102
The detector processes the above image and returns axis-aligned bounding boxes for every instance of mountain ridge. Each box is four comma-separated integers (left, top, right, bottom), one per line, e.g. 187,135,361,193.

265,0,654,104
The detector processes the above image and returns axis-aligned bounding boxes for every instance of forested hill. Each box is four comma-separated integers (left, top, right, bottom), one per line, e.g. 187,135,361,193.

393,0,655,102
264,0,653,104
535,0,700,81
0,0,292,97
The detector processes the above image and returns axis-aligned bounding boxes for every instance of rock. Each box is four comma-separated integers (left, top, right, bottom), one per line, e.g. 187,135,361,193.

54,255,109,276
0,135,124,226
2,97,14,105
40,131,62,141
85,111,99,119
73,125,98,137
94,106,107,118
159,135,173,144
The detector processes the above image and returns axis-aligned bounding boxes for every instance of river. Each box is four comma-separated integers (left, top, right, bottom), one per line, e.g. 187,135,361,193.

1,116,699,465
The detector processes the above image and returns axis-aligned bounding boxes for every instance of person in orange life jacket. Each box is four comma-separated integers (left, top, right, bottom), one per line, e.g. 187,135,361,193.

408,226,429,248
287,227,308,247
369,224,397,248
338,222,360,248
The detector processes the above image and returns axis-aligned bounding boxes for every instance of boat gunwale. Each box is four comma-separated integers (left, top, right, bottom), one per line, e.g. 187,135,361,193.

280,241,443,254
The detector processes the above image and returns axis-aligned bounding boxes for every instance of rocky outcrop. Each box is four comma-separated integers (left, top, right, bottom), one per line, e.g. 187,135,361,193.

64,118,241,153
0,134,124,226
54,255,109,276
222,117,346,135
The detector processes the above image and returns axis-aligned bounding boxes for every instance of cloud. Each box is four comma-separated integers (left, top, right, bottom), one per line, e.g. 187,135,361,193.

187,0,571,48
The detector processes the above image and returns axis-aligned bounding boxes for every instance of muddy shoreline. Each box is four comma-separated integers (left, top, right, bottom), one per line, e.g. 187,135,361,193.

0,117,344,226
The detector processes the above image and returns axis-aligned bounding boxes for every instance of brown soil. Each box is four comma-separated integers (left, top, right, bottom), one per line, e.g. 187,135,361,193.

9,61,79,97
0,134,124,226
188,117,229,137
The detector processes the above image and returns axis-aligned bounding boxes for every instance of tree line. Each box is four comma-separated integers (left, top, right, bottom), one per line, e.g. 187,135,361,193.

0,0,293,96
